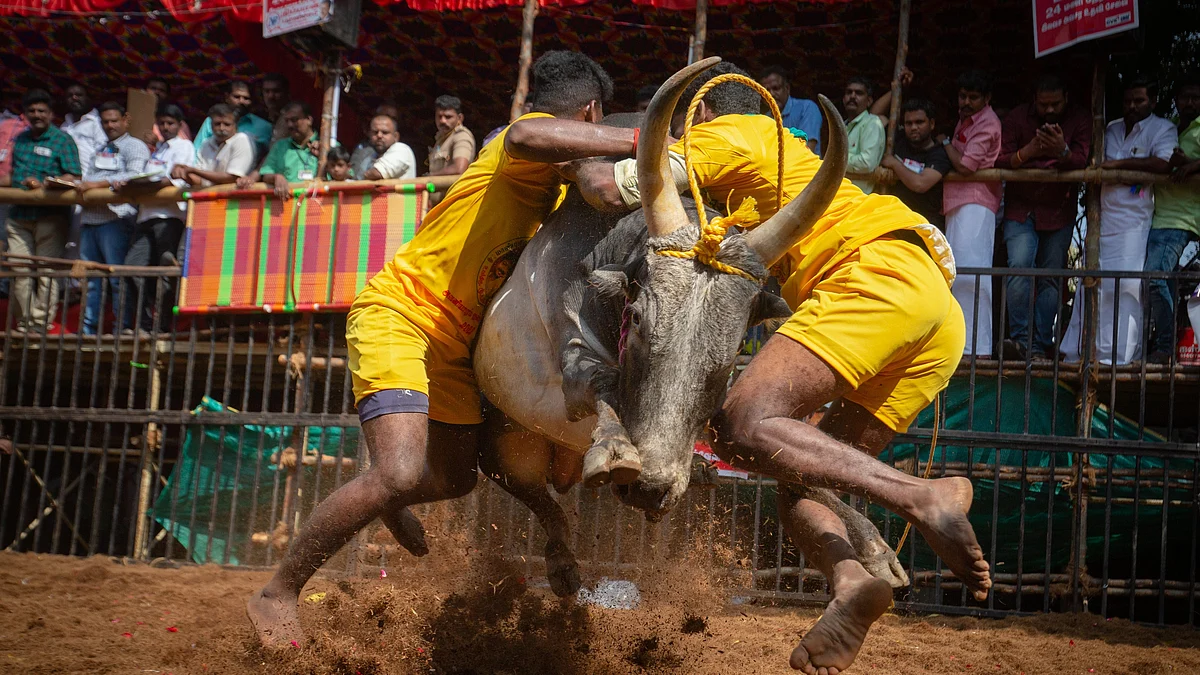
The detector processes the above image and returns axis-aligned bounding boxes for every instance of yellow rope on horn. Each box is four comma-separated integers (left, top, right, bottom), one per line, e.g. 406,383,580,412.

654,72,787,283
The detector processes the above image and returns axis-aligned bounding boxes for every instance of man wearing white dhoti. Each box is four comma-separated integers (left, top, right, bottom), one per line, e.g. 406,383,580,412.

1062,78,1177,365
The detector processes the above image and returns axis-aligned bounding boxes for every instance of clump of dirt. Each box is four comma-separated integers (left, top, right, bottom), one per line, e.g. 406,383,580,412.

680,614,707,635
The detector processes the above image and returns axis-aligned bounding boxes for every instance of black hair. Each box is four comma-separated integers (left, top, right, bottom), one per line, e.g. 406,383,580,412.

758,65,791,83
282,100,312,117
225,80,252,95
208,102,237,119
66,82,86,93
22,89,52,109
957,69,993,96
636,84,659,104
527,51,614,117
434,94,463,113
901,97,936,120
1179,78,1200,94
263,73,289,89
675,61,760,118
1034,74,1066,95
846,76,876,99
97,101,126,116
326,146,351,163
156,103,185,121
1124,76,1158,99
146,77,169,91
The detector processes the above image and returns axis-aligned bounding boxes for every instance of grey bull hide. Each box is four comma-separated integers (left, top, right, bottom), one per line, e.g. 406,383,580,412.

468,58,908,597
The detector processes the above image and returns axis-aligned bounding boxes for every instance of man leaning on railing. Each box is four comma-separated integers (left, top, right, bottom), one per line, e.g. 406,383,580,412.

2,89,80,334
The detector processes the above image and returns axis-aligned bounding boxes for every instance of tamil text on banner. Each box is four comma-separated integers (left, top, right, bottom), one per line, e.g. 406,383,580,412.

1033,0,1139,58
177,187,427,314
264,0,334,38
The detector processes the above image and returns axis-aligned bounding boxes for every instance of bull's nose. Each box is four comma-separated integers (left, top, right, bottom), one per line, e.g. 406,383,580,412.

613,481,672,514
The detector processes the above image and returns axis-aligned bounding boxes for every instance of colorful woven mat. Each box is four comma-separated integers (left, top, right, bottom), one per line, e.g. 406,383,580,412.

177,189,426,314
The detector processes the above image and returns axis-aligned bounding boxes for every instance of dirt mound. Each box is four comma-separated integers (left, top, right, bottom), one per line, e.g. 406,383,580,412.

3,550,1200,674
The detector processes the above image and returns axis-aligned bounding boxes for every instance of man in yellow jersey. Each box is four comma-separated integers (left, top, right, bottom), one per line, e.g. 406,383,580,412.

560,62,992,675
246,51,644,647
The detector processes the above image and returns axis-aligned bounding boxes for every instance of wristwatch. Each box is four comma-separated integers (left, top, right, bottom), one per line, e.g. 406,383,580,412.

941,137,951,147
1059,145,1070,159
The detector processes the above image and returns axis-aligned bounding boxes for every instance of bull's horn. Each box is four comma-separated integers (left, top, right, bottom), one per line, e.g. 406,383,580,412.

744,94,847,267
638,56,721,239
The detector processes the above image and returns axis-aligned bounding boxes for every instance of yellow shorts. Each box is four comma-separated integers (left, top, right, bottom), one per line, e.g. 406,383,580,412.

775,234,965,432
346,278,483,426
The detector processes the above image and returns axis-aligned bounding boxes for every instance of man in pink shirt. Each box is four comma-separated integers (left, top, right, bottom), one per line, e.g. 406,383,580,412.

941,70,1002,358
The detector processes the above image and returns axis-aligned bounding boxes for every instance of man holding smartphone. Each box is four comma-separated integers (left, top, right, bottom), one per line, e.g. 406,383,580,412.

3,88,81,333
996,74,1091,362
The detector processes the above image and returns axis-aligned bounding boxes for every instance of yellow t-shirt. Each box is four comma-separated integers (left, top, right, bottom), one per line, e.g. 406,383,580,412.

366,112,563,345
668,114,955,308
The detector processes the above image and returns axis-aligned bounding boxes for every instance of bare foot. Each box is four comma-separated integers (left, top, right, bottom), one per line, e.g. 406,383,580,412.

913,477,992,601
247,587,303,648
791,564,892,674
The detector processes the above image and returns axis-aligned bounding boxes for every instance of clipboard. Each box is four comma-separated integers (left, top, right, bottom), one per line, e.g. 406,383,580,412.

127,88,158,143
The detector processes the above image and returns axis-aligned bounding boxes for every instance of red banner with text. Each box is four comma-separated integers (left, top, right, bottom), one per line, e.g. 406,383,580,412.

1032,0,1139,57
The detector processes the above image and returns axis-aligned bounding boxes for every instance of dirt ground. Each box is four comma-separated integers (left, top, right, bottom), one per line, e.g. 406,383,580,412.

2,550,1200,675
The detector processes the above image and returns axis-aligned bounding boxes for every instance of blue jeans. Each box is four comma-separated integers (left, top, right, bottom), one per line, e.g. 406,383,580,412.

1003,215,1074,354
1144,227,1196,355
79,218,133,335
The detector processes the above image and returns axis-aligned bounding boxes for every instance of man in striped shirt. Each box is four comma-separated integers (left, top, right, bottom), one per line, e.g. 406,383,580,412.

75,101,150,335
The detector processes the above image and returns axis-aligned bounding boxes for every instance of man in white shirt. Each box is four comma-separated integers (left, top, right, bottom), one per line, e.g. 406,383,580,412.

1062,78,1177,364
171,104,255,188
123,103,195,333
61,83,107,171
361,115,416,180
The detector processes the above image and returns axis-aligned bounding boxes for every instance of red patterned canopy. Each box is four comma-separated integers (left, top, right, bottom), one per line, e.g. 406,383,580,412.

0,0,855,20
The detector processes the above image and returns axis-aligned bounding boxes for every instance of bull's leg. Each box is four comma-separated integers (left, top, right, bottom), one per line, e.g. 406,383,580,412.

561,341,642,487
801,487,908,589
813,399,909,589
480,410,583,597
582,399,643,488
379,506,429,557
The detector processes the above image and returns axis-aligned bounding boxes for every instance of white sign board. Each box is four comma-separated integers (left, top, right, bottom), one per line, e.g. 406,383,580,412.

264,0,333,39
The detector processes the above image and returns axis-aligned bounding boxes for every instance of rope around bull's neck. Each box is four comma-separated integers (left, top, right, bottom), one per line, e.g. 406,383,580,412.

654,73,786,283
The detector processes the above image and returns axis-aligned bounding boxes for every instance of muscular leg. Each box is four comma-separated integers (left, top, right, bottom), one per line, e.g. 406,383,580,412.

479,410,581,597
785,400,906,674
247,413,479,647
561,342,642,487
712,336,990,602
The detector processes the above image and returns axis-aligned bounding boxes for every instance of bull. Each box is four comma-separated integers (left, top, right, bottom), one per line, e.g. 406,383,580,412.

470,58,908,596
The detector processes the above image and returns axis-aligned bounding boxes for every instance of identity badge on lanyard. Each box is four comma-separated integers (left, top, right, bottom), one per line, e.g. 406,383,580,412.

95,148,119,171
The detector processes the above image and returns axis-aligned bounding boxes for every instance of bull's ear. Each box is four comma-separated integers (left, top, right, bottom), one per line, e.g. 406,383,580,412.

748,290,792,329
588,265,628,299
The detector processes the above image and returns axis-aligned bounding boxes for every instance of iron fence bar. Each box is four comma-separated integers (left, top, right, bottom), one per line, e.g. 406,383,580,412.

1101,449,1114,618
1130,455,1143,619
1158,458,1169,625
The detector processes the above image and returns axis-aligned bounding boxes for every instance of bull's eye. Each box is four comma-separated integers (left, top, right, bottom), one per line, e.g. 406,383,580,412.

629,308,641,328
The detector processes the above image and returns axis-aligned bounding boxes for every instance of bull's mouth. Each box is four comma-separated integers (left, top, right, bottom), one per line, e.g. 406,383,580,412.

612,481,681,522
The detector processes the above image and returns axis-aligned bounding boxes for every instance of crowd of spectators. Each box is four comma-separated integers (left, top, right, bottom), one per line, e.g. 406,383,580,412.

751,66,1199,366
0,64,1195,363
0,75,479,336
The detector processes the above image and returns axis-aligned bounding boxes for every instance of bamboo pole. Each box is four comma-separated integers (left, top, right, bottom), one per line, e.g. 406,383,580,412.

316,50,342,181
690,0,709,65
883,0,911,159
510,0,539,122
1070,52,1108,613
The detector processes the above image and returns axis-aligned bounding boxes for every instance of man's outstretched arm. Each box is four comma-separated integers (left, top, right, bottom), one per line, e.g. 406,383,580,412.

505,118,636,163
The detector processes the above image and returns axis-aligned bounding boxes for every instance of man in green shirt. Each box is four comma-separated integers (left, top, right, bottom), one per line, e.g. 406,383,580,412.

843,76,885,194
1144,79,1200,364
237,101,319,199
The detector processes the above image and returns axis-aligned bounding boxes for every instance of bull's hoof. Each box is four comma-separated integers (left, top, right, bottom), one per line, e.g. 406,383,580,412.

546,541,582,597
856,531,909,589
581,439,643,488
